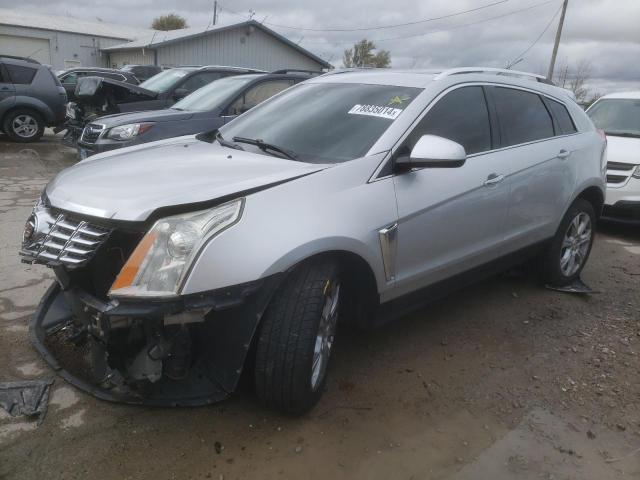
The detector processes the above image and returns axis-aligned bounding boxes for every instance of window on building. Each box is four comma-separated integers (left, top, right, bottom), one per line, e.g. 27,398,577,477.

493,87,554,146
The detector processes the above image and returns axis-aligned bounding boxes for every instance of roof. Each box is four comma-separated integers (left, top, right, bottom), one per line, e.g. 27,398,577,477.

600,91,640,100
101,20,332,69
0,8,152,40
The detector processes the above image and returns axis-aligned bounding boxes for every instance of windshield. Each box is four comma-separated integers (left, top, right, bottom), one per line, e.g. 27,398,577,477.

587,99,640,137
173,75,260,111
219,83,421,163
139,69,189,93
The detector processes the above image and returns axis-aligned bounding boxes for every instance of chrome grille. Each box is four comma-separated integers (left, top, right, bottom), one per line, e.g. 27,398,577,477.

81,123,105,144
21,211,111,268
606,161,637,187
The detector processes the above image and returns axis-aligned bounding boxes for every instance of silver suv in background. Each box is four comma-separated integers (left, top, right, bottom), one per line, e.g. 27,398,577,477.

587,92,640,224
21,68,606,413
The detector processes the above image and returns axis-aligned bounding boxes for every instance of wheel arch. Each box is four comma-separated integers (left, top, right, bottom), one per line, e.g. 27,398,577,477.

2,98,52,126
575,185,605,219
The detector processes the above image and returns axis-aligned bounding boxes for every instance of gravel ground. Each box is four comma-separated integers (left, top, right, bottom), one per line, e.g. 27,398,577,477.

0,132,639,479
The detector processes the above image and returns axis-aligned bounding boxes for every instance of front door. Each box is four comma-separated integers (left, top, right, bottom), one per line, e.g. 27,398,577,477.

391,85,510,299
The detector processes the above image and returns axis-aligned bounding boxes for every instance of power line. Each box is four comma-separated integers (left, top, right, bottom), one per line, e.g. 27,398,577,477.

259,0,510,32
286,0,558,45
506,3,563,68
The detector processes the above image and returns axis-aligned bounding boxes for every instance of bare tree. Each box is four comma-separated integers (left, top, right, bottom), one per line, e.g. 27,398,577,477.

553,58,595,104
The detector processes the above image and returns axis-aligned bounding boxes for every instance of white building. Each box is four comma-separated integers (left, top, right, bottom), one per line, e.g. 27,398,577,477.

0,9,332,72
0,8,151,69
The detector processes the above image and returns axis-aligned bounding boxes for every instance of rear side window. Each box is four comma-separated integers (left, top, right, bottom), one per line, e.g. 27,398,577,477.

6,64,37,84
406,86,492,155
546,98,577,134
493,87,554,146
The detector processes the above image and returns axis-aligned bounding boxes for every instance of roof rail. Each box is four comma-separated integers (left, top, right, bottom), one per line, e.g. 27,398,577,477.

435,67,551,83
0,55,41,65
270,69,324,76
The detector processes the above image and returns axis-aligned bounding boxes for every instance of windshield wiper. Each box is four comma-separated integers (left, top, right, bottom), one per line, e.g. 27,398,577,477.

216,132,244,150
232,136,298,161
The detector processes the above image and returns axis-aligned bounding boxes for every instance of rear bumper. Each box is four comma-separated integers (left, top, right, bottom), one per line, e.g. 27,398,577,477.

31,273,283,406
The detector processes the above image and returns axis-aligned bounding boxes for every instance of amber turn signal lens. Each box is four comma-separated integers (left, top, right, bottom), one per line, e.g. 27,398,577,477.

110,232,157,291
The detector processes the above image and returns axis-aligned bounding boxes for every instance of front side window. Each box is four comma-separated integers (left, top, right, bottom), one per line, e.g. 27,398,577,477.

61,72,77,85
219,83,422,164
493,87,554,146
6,64,37,85
404,86,492,155
227,80,294,115
587,99,640,138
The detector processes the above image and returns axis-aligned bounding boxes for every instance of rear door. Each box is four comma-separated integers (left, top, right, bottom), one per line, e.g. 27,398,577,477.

487,86,577,249
391,85,510,297
0,63,16,111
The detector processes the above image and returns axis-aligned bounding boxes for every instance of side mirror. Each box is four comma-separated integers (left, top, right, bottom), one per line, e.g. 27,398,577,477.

396,135,466,170
173,88,190,100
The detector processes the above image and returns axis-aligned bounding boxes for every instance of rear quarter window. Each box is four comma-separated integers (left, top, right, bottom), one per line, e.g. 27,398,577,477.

546,98,578,134
6,64,37,84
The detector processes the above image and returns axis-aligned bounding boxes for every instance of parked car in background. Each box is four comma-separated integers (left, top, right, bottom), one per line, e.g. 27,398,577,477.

58,67,139,100
0,55,67,142
22,68,605,413
76,70,319,158
119,64,162,82
62,65,265,145
587,92,640,224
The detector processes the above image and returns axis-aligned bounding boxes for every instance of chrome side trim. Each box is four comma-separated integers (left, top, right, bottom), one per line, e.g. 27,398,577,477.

378,223,398,282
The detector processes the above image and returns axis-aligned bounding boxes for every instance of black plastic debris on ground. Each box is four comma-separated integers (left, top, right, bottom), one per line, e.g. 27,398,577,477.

0,378,54,426
545,277,599,295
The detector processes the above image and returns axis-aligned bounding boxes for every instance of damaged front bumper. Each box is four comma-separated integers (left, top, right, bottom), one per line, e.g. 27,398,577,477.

31,273,282,406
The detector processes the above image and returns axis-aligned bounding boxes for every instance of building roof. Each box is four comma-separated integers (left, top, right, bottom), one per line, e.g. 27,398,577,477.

0,8,153,40
101,20,332,69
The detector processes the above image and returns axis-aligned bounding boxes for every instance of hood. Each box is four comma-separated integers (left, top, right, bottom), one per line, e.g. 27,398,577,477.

605,135,640,165
75,76,158,103
46,137,328,222
95,108,198,128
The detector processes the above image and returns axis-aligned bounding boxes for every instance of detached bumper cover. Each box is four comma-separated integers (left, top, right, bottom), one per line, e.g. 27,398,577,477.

31,274,283,407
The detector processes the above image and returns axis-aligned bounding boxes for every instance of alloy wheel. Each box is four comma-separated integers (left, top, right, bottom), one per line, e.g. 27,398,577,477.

12,114,38,138
560,212,592,277
310,281,340,391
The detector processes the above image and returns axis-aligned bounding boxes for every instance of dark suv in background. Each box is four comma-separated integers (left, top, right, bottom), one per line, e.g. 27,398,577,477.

120,64,162,82
58,67,139,100
0,55,67,142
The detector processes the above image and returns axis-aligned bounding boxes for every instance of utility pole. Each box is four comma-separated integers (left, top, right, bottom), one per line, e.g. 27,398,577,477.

547,0,569,81
212,1,218,26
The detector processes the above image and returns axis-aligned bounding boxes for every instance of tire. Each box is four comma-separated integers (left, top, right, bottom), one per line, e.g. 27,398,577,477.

255,259,341,414
539,198,596,286
3,109,44,142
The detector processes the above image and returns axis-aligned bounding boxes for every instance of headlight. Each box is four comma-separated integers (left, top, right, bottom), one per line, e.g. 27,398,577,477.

109,199,244,298
633,165,640,179
106,122,153,141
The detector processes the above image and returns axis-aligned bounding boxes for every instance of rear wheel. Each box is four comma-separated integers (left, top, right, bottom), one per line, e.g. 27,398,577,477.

540,198,596,285
3,109,44,142
255,259,341,414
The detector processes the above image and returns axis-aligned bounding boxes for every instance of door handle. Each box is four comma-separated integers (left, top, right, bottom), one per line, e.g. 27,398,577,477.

557,149,571,159
484,173,505,186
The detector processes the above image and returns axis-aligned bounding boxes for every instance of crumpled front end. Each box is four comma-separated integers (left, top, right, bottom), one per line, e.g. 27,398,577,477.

22,203,280,406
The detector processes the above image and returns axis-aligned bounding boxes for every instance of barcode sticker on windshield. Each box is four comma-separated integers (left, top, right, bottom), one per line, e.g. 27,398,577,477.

348,104,403,120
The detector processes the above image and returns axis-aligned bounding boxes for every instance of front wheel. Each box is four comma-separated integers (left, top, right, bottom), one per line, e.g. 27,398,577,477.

540,198,596,286
255,259,341,414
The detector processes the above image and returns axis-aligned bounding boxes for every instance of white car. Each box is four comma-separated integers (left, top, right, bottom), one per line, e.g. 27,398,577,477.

587,92,640,224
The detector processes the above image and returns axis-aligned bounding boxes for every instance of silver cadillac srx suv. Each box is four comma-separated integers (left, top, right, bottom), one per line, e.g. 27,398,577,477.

21,68,606,413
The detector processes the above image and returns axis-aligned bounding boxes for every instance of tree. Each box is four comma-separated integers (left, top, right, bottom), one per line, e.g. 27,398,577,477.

343,39,391,68
554,58,595,104
152,14,188,31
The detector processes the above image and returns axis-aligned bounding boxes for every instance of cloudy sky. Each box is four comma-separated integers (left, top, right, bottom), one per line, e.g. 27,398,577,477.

3,0,639,94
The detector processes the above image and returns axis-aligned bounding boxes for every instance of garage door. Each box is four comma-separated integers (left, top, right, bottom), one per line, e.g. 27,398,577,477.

0,35,51,64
